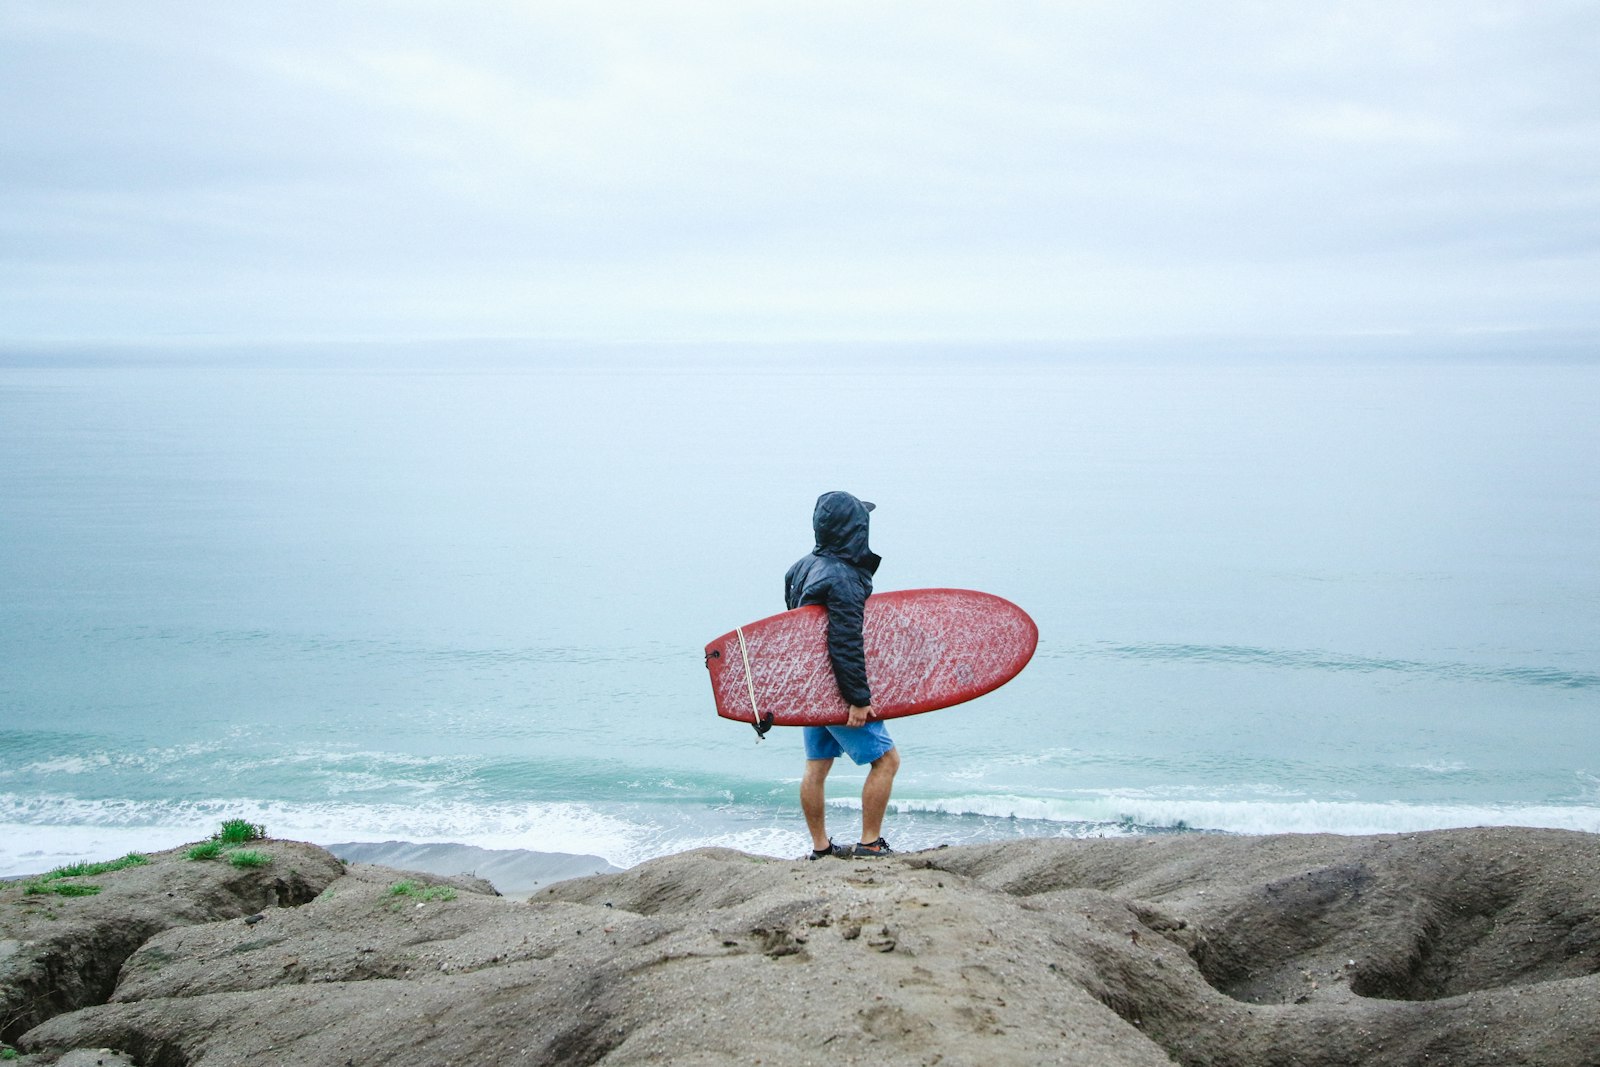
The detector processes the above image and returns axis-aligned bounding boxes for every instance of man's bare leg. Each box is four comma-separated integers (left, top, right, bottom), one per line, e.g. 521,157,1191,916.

801,758,834,851
859,746,900,844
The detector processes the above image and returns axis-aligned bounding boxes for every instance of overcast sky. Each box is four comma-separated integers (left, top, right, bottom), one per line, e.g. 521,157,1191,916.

2,2,1597,345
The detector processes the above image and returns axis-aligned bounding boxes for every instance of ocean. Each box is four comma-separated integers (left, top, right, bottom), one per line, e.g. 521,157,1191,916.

3,342,1597,883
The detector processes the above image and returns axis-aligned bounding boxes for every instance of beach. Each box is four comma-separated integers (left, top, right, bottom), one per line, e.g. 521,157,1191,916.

4,826,1597,1065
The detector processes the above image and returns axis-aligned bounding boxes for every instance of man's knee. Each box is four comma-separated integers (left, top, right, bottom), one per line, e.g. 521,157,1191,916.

872,747,900,775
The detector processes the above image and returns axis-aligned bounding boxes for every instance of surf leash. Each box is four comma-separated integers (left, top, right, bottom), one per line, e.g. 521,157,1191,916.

735,626,774,740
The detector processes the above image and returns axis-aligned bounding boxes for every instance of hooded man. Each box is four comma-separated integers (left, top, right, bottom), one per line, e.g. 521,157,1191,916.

784,491,899,859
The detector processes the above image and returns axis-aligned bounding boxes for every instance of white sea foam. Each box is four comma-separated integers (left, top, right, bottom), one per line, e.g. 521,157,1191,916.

1,743,223,778
7,788,1599,881
0,823,202,878
9,754,114,776
0,794,651,877
879,793,1600,836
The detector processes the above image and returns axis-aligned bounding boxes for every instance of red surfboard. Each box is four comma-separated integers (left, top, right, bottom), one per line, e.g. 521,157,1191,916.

705,588,1037,733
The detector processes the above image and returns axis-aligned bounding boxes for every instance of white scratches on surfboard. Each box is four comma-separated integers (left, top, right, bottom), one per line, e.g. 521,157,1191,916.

709,589,1036,726
749,607,835,726
864,590,1033,714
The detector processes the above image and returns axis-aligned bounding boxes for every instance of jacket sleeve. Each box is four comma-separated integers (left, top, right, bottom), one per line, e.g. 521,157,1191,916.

783,560,802,611
821,573,872,708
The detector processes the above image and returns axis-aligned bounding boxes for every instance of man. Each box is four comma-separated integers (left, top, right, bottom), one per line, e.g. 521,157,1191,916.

784,491,899,859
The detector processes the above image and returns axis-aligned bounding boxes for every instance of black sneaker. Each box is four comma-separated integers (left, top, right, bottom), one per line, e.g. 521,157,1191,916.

851,837,893,858
805,839,849,861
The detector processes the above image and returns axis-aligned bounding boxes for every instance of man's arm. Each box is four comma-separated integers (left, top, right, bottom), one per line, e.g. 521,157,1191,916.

783,559,804,611
821,574,872,712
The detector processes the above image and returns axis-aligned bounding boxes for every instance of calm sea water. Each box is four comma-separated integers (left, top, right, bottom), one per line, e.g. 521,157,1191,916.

2,344,1597,875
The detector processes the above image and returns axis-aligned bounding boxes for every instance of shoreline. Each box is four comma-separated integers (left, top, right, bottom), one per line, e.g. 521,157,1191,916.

6,791,1600,889
324,840,622,899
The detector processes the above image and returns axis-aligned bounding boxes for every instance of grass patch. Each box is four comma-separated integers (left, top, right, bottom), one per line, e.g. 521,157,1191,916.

214,818,267,845
24,880,102,897
387,879,457,903
227,850,272,869
18,851,149,895
188,819,270,861
37,852,149,882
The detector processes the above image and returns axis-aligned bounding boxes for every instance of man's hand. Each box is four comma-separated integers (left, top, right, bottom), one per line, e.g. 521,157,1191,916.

847,704,874,728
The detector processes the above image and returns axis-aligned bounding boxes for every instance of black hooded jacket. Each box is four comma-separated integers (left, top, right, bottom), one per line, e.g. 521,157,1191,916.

783,491,881,708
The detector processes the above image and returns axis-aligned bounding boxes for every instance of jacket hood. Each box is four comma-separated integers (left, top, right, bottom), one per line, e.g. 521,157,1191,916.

812,491,881,573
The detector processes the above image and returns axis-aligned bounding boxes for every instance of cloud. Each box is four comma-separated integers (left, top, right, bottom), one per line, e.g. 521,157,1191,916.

1,1,1596,343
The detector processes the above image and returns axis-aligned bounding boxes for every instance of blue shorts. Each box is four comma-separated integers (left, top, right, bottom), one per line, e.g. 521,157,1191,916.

803,720,895,766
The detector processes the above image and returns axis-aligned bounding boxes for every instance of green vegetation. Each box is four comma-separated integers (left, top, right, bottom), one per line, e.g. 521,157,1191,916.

1,1043,18,1059
17,851,151,897
37,852,149,882
214,818,267,845
24,880,101,897
187,819,272,862
387,879,457,903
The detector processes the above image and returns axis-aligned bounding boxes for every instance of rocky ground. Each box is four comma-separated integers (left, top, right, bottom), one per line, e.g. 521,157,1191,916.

3,827,1597,1066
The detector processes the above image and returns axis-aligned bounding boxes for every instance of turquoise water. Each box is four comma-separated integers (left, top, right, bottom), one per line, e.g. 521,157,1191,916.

2,345,1597,874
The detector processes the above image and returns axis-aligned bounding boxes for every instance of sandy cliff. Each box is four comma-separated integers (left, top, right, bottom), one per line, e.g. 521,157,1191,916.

4,827,1597,1066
